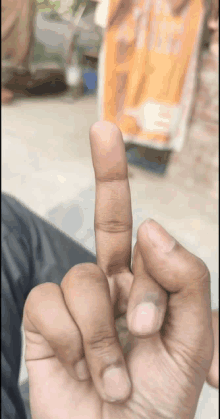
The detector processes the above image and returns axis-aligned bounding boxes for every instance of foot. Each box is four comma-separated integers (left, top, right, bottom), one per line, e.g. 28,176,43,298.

1,88,14,104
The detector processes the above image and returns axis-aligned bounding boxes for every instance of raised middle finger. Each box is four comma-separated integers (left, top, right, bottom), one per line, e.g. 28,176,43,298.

89,122,132,295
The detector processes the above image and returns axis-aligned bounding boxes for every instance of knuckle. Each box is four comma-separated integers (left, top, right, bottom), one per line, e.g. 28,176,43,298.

184,257,211,295
193,256,210,284
25,283,59,313
86,329,117,353
61,263,105,290
54,343,80,365
95,219,132,234
49,329,82,364
73,263,103,277
24,283,60,333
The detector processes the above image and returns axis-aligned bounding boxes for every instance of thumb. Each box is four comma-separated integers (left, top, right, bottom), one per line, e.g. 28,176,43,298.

137,219,213,376
127,243,168,337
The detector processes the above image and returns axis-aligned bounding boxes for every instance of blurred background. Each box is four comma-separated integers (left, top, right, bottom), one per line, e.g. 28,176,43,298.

1,0,219,417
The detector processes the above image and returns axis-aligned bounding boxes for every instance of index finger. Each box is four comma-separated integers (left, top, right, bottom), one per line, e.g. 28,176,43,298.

90,122,132,278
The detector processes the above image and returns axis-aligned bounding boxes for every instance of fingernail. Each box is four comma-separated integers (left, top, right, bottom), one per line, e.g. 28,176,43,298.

145,219,175,253
130,302,160,334
103,366,131,401
74,358,90,381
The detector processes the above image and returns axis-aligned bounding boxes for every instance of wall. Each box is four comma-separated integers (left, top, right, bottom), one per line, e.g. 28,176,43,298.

168,39,219,202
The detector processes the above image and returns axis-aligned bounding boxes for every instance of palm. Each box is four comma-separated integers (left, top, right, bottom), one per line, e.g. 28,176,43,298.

26,301,203,419
26,323,150,419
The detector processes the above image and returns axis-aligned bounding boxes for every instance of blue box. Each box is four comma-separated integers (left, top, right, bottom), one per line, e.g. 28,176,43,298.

83,69,97,95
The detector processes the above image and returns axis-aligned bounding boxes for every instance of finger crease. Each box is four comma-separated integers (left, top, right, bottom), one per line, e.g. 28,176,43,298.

96,223,132,234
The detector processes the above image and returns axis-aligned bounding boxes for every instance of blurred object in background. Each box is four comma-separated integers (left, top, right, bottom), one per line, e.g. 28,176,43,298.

1,5,72,100
207,0,219,59
32,0,102,98
165,0,219,197
3,66,67,97
209,19,219,58
166,0,189,14
97,0,207,157
126,145,172,176
83,67,97,95
66,1,101,97
96,0,217,176
1,0,102,101
65,57,84,98
1,0,36,68
1,0,218,190
1,87,14,104
167,46,219,198
1,0,36,103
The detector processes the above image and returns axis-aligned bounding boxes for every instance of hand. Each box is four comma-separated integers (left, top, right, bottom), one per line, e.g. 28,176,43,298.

207,310,219,388
23,122,214,419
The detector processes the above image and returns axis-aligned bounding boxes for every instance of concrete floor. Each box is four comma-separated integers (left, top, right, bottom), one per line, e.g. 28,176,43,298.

2,93,219,418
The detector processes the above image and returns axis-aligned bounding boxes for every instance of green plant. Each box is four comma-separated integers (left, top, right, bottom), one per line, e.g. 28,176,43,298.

35,0,74,15
35,0,93,18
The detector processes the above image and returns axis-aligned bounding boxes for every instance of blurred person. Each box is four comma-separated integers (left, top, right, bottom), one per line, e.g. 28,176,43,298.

1,0,36,104
1,0,69,104
2,122,219,419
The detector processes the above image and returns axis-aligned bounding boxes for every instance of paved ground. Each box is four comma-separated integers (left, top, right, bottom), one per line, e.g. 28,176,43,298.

2,92,219,418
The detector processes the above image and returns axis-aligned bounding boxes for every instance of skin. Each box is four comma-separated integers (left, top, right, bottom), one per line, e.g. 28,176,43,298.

1,87,14,104
23,122,217,419
207,310,219,388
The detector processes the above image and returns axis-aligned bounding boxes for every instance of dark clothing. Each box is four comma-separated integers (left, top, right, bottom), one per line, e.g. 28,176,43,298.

1,193,96,419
